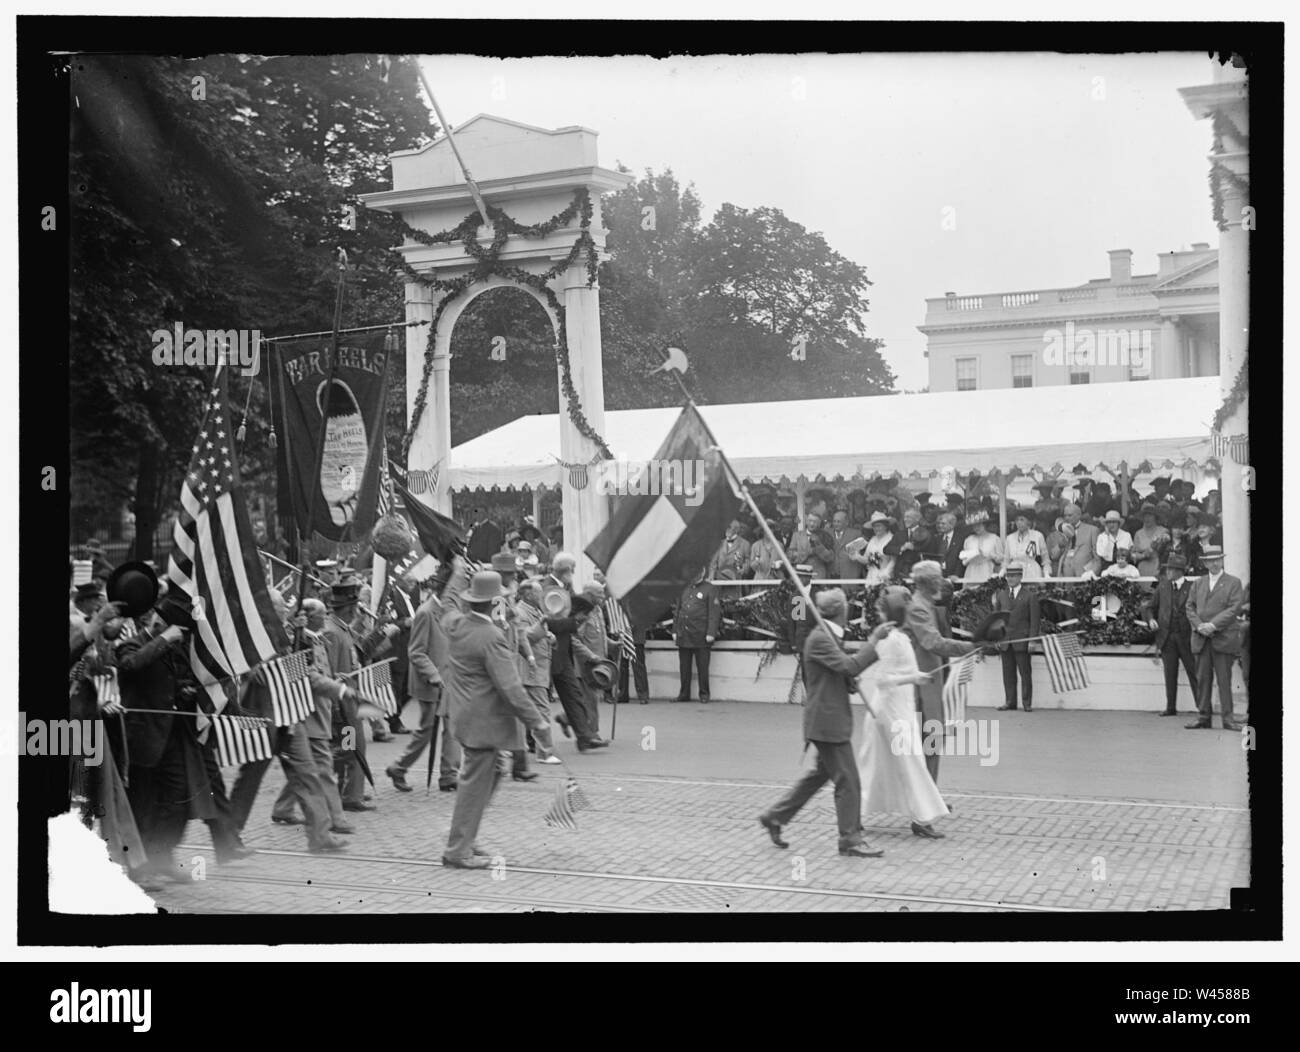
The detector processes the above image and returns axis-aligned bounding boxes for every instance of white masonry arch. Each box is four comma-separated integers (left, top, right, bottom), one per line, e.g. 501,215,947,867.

363,115,633,582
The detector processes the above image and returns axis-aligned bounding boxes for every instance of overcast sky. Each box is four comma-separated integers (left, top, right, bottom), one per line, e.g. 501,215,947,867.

419,52,1220,391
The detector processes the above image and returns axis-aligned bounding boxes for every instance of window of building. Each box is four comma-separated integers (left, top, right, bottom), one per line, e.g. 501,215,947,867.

1069,369,1091,385
1011,354,1034,388
955,358,977,391
1128,355,1151,381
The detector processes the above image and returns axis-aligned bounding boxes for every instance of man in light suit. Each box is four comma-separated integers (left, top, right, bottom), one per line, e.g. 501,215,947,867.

440,571,548,869
991,561,1040,711
1059,503,1101,577
759,588,892,858
387,575,464,793
1140,553,1198,717
827,510,865,583
1185,545,1245,731
788,512,833,579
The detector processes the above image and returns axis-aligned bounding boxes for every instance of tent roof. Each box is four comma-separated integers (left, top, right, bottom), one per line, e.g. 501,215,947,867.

446,377,1222,491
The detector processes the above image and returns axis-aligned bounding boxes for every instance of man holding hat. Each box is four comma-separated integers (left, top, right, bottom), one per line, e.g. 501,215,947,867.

1185,546,1245,731
439,570,549,869
1140,554,1198,717
991,561,1041,711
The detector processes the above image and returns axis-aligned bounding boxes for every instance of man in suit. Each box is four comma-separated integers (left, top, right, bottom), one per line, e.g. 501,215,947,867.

516,578,562,759
540,552,607,750
933,511,965,580
827,510,864,583
710,518,751,581
895,507,934,579
1060,503,1101,577
1185,545,1245,731
1140,553,1199,717
992,560,1040,711
673,566,722,703
788,512,833,579
905,561,977,787
759,588,892,857
466,508,504,564
440,571,548,869
386,576,464,793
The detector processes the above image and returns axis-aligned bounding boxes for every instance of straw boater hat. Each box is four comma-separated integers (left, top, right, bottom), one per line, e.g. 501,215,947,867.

1103,510,1124,524
1200,545,1225,560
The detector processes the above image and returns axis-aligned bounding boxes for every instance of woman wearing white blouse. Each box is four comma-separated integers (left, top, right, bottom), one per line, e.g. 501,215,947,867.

851,511,899,586
959,511,1004,583
1005,512,1049,579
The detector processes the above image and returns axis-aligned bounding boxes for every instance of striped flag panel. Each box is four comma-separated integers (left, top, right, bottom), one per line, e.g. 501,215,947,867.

1043,631,1090,694
166,369,289,724
354,658,398,716
92,669,120,707
542,776,591,830
262,649,316,727
603,598,637,662
213,715,275,768
942,651,978,726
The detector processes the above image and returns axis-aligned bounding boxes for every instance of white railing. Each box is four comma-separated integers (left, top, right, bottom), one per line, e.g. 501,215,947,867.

1001,291,1040,308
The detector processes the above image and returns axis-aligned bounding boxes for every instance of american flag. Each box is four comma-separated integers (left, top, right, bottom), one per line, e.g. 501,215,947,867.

942,651,979,726
92,668,120,707
543,776,592,830
602,597,637,663
212,714,275,768
1043,631,1090,693
261,649,315,727
167,367,290,721
352,658,398,716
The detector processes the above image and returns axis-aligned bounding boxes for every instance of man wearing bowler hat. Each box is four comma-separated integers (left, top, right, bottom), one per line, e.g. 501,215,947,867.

440,570,548,869
1185,546,1245,731
1140,553,1198,717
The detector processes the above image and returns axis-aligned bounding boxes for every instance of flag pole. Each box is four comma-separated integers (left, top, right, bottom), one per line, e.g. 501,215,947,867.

293,248,349,644
412,60,491,229
656,364,877,712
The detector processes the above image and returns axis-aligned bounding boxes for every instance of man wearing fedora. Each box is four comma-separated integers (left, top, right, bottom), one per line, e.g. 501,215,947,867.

991,560,1040,712
440,570,549,869
540,553,607,750
488,551,542,782
759,588,893,858
1185,546,1245,731
1140,553,1199,717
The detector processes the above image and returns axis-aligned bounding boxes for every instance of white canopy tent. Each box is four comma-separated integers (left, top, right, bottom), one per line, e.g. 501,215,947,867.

446,377,1222,492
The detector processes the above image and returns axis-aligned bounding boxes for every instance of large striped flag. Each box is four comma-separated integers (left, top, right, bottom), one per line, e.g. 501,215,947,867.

167,366,290,719
585,404,739,630
261,649,315,727
212,715,275,768
942,651,979,726
602,597,637,662
1043,631,1090,693
352,658,398,716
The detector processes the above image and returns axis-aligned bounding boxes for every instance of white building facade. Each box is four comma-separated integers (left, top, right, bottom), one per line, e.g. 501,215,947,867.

919,247,1220,392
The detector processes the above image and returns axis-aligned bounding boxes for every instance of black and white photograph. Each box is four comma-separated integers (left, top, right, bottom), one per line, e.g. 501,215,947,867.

11,11,1286,977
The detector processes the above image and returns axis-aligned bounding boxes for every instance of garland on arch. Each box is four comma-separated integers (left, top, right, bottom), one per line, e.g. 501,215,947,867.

1212,358,1249,434
388,188,611,462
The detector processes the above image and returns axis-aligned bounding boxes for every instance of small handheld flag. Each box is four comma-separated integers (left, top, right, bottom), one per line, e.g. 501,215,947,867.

262,649,316,727
92,669,120,708
543,776,592,830
212,715,275,768
353,658,399,716
942,651,979,726
1043,631,1090,693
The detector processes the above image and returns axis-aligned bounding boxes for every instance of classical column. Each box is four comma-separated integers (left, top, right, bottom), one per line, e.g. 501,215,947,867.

1158,316,1181,379
555,262,610,586
403,281,452,514
1217,176,1250,585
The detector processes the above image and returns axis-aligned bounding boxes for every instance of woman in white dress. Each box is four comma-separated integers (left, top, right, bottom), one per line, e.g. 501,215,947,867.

1004,511,1049,579
850,511,899,586
959,511,1004,583
857,587,950,839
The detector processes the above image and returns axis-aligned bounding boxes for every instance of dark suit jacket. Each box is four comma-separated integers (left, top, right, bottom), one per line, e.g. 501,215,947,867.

441,609,544,749
827,527,865,581
904,594,973,724
932,526,966,578
674,580,722,647
115,630,191,768
992,584,1041,651
1141,577,1195,650
895,524,935,578
801,624,879,743
1187,572,1245,655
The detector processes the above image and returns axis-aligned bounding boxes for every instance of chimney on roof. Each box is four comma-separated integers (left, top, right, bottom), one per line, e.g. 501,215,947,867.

1191,242,1210,251
1108,249,1133,284
945,291,955,297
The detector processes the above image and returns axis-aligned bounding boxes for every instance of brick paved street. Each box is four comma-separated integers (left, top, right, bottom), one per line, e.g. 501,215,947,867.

150,701,1250,914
